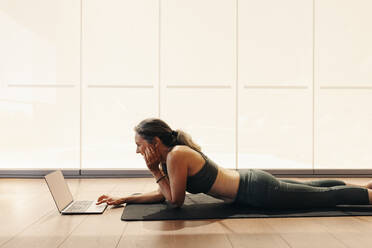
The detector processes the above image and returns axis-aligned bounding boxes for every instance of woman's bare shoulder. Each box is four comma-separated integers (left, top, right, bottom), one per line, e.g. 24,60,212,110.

168,145,191,156
167,145,196,163
169,145,195,154
167,146,207,176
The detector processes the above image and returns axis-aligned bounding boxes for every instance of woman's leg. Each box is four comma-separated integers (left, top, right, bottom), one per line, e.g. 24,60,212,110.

238,170,370,209
280,179,371,189
279,179,346,187
270,182,370,209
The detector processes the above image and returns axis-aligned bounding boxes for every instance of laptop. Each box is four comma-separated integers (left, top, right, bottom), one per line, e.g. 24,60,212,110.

44,170,107,214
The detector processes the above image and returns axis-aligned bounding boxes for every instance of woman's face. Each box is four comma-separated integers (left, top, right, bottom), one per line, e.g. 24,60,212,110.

135,133,149,156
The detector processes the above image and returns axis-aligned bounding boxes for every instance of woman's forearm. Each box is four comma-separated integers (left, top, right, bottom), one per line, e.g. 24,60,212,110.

123,189,165,204
151,169,174,204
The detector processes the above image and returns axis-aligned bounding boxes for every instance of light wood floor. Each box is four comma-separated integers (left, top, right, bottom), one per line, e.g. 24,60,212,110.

1,177,372,248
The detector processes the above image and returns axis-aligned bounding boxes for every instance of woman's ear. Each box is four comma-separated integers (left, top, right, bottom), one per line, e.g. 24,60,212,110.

153,137,160,147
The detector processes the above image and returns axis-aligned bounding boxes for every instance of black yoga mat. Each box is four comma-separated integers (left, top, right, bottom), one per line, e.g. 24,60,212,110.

121,193,372,221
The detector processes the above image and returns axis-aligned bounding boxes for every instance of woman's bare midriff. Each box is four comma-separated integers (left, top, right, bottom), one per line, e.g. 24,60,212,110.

174,146,241,203
207,167,240,203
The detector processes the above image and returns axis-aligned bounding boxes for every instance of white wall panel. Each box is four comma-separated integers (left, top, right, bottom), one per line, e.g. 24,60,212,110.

238,0,313,169
161,0,236,85
82,0,159,169
317,91,372,169
0,0,80,169
239,0,313,85
238,90,312,169
315,0,372,169
161,89,236,168
0,88,80,168
82,88,157,169
316,0,372,86
82,0,158,84
0,0,80,84
161,0,236,168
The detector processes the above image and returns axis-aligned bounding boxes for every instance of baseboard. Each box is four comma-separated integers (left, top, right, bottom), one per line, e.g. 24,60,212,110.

0,169,153,178
314,169,372,175
0,169,80,178
1,169,372,178
80,169,152,178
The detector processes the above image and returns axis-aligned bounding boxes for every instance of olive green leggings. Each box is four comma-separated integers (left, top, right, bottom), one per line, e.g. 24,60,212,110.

235,169,370,209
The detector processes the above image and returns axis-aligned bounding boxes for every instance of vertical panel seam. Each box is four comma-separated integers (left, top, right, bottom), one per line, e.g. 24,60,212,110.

235,0,239,170
312,0,315,174
158,0,161,118
80,0,83,174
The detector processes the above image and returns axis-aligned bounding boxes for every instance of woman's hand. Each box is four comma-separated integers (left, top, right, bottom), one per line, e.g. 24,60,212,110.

96,194,125,205
143,145,161,172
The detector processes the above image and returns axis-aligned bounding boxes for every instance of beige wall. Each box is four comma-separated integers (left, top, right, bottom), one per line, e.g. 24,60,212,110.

0,0,371,170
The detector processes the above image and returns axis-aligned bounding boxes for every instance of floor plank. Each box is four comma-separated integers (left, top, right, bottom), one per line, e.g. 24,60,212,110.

0,179,57,246
266,217,347,248
221,219,291,248
58,205,127,248
117,221,176,248
1,211,88,248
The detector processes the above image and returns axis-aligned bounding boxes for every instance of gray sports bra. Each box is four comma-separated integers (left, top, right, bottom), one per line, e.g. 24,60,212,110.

161,148,219,194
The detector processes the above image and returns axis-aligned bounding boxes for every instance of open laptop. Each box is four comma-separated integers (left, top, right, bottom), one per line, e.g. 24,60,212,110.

44,170,107,214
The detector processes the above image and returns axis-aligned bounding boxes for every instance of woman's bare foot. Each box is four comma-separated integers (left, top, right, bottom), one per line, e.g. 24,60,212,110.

345,181,372,189
365,181,372,189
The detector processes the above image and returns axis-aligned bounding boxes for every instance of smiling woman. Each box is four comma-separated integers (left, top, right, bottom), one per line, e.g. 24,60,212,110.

96,118,372,209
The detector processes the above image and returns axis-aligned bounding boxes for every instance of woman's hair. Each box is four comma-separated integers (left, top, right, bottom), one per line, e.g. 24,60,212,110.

134,118,201,152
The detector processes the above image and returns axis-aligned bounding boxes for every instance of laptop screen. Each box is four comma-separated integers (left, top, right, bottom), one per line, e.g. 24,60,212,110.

44,170,74,212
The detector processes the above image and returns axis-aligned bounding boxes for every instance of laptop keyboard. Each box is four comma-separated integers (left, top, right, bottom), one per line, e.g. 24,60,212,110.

64,201,93,213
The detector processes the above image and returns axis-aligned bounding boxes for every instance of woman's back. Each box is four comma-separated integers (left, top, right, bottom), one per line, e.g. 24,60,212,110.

167,146,240,202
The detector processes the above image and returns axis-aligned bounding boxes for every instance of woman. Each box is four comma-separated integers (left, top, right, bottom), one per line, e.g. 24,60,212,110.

96,118,372,209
